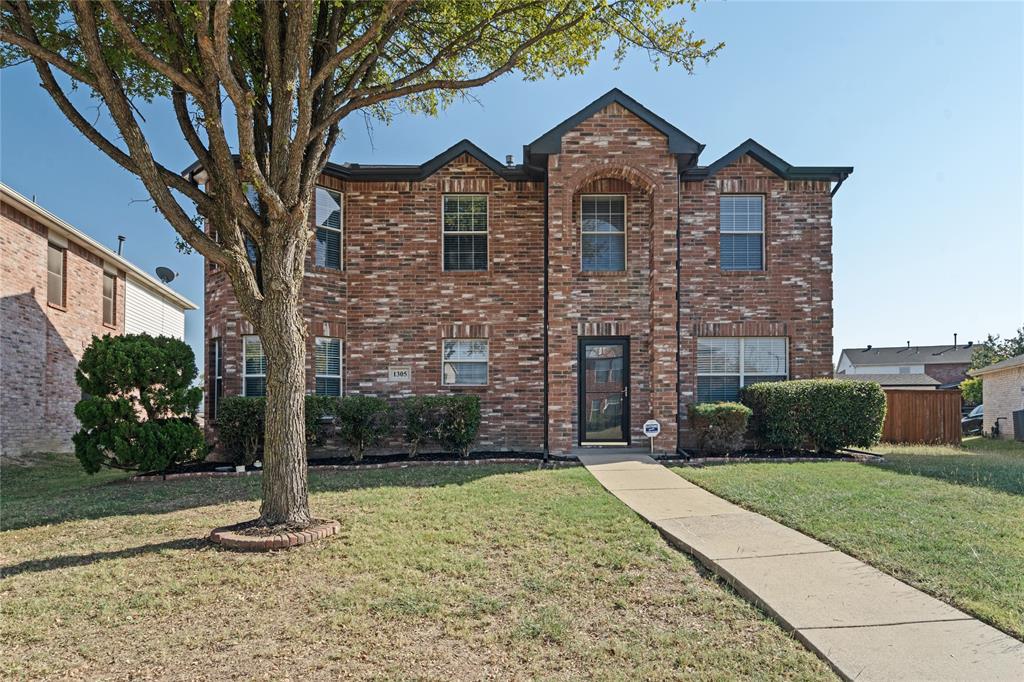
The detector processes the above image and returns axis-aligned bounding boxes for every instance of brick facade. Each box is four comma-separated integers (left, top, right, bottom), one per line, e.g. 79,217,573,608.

203,91,848,455
1,200,125,455
977,361,1024,439
923,362,970,385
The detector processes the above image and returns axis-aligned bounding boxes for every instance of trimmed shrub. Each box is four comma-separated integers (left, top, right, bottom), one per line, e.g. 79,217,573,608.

217,396,266,465
402,396,443,457
73,333,205,474
435,395,482,458
742,379,886,453
686,402,752,455
333,395,393,461
217,395,336,462
304,394,336,446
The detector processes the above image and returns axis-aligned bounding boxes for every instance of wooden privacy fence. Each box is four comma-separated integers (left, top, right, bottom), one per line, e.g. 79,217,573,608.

881,389,962,445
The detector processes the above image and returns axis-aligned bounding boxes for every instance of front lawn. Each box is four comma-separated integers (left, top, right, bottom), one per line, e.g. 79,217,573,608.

0,456,831,680
674,437,1024,639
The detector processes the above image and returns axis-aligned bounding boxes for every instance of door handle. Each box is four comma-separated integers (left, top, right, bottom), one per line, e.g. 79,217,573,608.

622,385,629,398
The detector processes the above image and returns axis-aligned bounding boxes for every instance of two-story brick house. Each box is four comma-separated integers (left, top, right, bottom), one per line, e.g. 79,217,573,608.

1,183,197,456
199,89,851,455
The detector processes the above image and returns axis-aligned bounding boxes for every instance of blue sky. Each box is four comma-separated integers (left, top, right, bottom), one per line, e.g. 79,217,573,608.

2,1,1021,366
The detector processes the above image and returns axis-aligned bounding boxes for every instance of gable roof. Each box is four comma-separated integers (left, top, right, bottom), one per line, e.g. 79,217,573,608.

525,88,704,160
680,139,853,184
970,353,1024,377
322,139,535,182
0,183,197,310
840,344,976,366
835,373,941,388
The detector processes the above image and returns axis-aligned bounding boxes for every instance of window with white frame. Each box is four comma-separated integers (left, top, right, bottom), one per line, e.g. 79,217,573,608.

315,337,343,396
209,337,223,418
47,243,65,307
315,187,343,270
102,271,116,326
696,337,787,402
442,339,488,386
720,196,764,271
443,195,487,271
581,195,626,271
242,335,267,397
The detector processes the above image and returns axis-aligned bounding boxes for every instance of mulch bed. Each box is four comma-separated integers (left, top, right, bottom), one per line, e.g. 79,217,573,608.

129,449,879,482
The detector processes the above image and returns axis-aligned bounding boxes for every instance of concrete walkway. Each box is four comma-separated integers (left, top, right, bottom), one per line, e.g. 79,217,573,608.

579,453,1024,682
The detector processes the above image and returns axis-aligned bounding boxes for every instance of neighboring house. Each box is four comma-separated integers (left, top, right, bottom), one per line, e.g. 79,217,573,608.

970,354,1024,440
836,373,940,390
836,342,974,387
0,183,197,456
194,89,852,454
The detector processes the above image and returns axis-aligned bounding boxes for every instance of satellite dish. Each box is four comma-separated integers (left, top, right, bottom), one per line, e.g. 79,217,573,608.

155,266,177,284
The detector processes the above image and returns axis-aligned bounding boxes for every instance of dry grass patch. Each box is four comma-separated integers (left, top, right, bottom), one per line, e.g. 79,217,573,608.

0,456,831,680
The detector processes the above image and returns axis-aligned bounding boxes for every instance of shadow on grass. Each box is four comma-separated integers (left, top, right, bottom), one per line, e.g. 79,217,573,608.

0,537,207,579
0,460,537,532
870,454,1024,497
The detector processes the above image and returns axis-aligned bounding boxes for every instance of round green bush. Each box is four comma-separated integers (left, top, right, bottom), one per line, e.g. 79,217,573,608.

686,401,752,455
73,333,205,474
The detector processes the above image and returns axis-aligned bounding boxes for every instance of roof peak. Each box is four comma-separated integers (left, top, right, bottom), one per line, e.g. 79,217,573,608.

525,88,703,159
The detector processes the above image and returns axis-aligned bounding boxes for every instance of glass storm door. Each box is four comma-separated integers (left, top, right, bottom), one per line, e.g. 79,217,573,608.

579,338,630,445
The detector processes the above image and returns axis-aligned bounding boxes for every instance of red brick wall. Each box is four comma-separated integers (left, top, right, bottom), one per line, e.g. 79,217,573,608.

1,201,125,456
924,363,970,385
545,102,680,452
205,154,547,452
679,154,835,444
205,108,837,457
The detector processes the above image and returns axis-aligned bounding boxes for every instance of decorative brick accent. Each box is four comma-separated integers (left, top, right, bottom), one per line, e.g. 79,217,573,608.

209,519,341,551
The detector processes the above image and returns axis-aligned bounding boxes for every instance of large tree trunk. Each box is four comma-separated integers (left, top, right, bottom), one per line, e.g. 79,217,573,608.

256,245,312,527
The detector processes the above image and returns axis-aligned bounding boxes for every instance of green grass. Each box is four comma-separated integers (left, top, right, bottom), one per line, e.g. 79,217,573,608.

0,455,831,680
674,437,1024,639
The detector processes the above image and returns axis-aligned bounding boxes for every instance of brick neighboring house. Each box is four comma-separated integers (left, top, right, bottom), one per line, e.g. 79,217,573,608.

0,183,197,456
970,354,1024,440
836,342,975,388
195,89,852,455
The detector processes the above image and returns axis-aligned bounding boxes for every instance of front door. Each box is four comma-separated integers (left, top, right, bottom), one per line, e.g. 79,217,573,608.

578,337,630,445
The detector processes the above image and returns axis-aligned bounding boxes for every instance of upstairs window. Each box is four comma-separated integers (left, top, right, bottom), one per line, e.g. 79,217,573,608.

443,195,487,271
696,337,787,402
242,335,267,397
720,196,764,271
102,272,116,326
442,339,488,386
581,195,626,271
315,337,343,396
47,243,66,307
315,187,343,270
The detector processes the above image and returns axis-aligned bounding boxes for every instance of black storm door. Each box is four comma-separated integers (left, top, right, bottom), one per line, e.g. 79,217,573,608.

578,337,630,445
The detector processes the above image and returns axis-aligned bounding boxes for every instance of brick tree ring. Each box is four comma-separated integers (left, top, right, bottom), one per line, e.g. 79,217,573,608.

208,519,341,551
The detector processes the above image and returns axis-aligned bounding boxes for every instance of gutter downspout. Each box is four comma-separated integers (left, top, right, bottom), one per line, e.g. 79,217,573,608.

675,174,683,456
830,172,850,197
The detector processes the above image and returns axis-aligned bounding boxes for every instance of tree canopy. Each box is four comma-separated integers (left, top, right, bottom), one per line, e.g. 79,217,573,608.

970,327,1024,370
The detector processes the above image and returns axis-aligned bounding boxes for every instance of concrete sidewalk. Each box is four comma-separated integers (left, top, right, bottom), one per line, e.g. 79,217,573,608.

579,453,1024,682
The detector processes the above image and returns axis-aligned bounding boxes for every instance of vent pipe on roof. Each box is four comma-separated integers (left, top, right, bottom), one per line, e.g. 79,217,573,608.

505,154,514,168
116,235,125,256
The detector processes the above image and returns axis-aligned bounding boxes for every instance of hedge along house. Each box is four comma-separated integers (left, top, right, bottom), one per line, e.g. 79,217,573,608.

193,89,851,455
